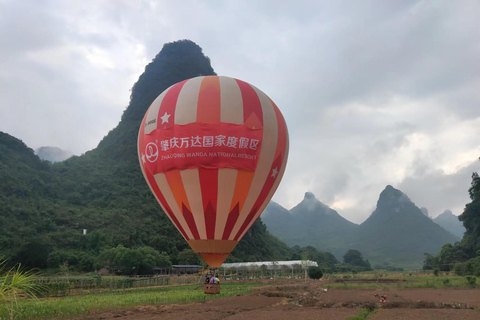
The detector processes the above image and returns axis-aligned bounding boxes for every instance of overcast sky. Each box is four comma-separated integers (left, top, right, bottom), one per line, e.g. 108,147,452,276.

1,0,479,223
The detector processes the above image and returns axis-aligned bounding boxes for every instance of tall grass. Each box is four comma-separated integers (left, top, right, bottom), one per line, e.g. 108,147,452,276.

1,259,44,320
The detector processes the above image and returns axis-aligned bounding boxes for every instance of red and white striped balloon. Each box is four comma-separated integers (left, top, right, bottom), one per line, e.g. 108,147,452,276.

138,76,289,267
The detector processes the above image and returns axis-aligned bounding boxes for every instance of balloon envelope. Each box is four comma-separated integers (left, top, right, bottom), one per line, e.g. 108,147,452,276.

138,76,289,267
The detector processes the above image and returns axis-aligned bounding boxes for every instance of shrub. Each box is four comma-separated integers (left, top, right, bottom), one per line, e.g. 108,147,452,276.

465,276,476,287
307,266,323,280
453,257,480,277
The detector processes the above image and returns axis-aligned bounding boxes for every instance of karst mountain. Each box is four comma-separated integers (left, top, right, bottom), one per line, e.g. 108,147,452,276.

263,186,459,266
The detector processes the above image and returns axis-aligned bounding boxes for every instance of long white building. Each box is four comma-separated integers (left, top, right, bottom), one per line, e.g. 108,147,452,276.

221,260,318,270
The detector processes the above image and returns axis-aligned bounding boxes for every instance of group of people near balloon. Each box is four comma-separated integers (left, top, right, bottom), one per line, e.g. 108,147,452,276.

205,273,220,284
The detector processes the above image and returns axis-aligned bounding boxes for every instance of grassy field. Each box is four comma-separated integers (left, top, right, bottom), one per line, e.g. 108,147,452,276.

34,274,198,297
324,272,478,289
1,272,478,320
0,283,262,320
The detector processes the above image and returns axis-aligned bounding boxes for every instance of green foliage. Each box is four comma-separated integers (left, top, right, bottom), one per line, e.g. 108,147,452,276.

0,258,43,320
156,252,172,269
425,166,480,274
96,245,171,275
177,249,200,265
459,171,480,257
435,243,468,271
423,252,439,270
343,249,372,271
465,275,477,286
453,256,480,276
0,284,255,320
307,266,323,279
372,263,404,272
47,251,79,269
289,245,377,273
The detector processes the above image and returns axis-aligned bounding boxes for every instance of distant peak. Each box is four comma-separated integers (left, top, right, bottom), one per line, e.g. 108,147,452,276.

439,209,454,217
377,185,413,207
304,192,316,200
119,39,216,123
290,191,341,217
380,185,404,197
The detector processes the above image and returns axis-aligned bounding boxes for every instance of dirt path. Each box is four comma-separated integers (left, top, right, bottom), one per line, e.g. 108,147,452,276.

78,282,480,320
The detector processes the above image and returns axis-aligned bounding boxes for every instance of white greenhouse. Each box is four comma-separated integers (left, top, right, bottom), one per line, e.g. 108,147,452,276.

222,260,318,270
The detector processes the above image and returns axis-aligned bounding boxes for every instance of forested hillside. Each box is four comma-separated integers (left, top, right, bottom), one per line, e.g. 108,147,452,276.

0,40,292,272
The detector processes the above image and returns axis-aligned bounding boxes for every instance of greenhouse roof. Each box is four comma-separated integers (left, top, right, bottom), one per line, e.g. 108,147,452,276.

171,265,203,268
221,260,318,269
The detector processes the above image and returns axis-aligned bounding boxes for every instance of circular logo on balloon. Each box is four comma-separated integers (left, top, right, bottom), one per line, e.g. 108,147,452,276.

145,142,159,163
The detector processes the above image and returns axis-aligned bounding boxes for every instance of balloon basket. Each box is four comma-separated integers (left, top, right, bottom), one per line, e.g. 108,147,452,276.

204,283,221,294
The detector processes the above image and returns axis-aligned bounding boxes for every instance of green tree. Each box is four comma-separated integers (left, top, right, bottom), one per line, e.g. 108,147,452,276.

437,243,469,271
424,165,480,273
459,171,480,258
84,230,113,254
344,249,362,265
177,249,200,265
47,250,79,269
14,237,51,269
96,245,170,275
307,266,323,280
343,249,372,271
111,245,142,274
438,244,454,271
453,256,480,276
423,252,439,270
157,251,172,269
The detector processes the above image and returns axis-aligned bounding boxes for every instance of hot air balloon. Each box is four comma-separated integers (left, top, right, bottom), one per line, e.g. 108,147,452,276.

137,75,289,271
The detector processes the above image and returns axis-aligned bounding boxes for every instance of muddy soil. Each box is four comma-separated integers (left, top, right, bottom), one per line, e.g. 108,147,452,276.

78,281,480,320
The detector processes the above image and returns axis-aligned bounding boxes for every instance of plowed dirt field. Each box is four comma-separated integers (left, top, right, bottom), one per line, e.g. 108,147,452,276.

77,281,480,320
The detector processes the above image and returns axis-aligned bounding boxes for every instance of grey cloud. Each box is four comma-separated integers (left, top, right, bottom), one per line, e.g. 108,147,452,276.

0,1,64,54
1,0,479,225
274,1,480,116
399,159,480,217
